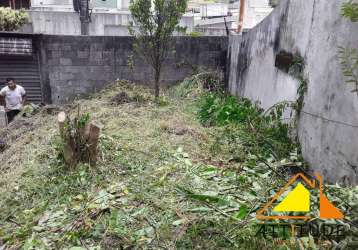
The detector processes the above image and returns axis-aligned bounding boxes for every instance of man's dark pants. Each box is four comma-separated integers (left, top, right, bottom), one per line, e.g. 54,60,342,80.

6,110,20,123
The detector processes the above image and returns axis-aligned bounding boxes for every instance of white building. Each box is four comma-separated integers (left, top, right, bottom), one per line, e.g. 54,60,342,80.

193,0,273,35
9,0,194,35
28,0,132,35
2,0,271,36
30,0,130,11
239,0,273,29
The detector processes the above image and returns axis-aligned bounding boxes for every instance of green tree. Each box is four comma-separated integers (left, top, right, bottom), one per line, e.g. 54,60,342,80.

129,0,188,100
0,7,29,31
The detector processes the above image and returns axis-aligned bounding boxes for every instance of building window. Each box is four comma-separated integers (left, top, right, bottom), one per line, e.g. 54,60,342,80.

0,0,30,9
91,0,117,9
30,0,72,7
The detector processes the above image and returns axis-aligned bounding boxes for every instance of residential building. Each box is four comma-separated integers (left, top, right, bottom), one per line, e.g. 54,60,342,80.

193,0,273,35
239,0,273,29
1,0,194,35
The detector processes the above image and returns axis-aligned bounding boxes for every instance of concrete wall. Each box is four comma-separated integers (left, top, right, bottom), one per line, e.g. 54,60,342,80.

28,11,81,35
40,35,227,104
89,12,132,36
194,27,231,36
228,0,358,185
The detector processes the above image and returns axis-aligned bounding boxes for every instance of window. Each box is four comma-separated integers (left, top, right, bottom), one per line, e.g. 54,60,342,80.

0,0,30,9
31,0,72,6
91,0,117,9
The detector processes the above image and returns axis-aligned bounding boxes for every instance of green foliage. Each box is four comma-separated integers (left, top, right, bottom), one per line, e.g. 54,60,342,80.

57,111,92,167
129,0,188,100
286,54,307,117
294,77,308,116
188,31,203,37
339,46,358,95
197,91,294,159
341,0,358,22
0,7,29,31
1,81,357,249
198,92,261,126
340,1,358,97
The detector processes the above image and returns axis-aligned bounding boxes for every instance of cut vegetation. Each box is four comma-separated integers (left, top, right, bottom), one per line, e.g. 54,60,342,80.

0,76,357,249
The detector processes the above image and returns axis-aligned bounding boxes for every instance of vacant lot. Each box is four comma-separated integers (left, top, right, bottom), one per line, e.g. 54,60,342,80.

0,79,357,249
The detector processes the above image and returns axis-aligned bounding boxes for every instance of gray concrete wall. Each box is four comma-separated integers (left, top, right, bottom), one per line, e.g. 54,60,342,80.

228,0,358,185
28,11,81,35
40,35,227,104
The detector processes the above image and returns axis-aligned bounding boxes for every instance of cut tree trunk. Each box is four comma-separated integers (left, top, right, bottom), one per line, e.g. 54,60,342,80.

58,112,77,168
83,122,101,166
57,111,101,168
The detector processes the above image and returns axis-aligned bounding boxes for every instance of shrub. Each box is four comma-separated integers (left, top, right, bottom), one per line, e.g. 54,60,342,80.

0,7,29,31
341,0,358,22
198,92,294,159
198,92,261,126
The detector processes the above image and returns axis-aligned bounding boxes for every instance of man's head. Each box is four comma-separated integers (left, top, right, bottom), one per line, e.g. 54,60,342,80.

6,78,16,90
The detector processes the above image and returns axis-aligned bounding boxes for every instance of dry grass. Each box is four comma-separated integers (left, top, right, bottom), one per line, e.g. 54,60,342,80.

0,80,215,205
0,111,57,192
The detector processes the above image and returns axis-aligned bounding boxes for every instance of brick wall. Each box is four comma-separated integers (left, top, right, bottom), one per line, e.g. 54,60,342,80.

40,35,228,104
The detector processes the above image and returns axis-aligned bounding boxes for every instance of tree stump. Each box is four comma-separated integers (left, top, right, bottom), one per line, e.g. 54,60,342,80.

57,111,100,168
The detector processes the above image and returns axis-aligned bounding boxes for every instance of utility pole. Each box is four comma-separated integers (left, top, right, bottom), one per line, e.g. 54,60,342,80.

237,0,245,33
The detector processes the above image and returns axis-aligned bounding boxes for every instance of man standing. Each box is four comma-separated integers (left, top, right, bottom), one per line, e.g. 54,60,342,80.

0,78,26,123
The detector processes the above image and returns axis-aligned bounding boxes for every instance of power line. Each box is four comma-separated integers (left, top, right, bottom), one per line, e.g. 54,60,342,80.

301,110,358,128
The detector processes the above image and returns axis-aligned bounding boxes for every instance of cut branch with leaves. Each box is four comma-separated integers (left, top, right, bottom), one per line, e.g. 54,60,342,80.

129,0,188,101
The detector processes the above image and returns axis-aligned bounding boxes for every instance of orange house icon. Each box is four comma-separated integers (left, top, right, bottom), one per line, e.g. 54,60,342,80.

256,173,344,221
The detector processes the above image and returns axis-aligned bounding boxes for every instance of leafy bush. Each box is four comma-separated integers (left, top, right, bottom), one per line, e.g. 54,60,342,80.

341,0,358,22
0,7,29,31
198,92,261,126
198,92,294,159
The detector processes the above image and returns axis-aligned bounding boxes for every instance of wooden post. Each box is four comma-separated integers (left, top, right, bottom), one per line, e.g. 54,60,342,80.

237,0,245,33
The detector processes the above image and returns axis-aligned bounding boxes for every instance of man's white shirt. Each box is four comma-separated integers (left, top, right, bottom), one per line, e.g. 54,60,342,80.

0,85,26,110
